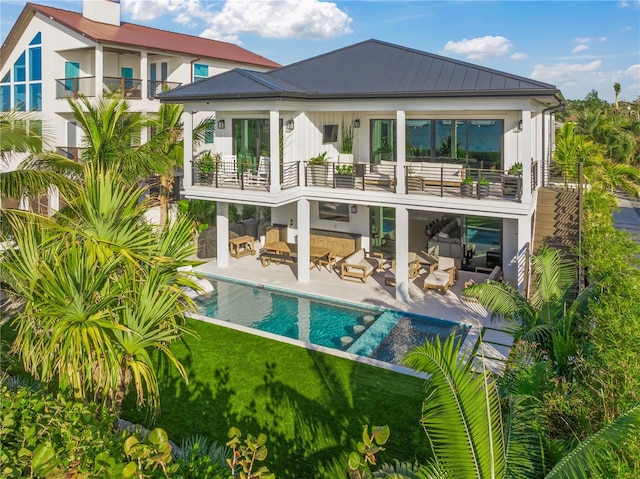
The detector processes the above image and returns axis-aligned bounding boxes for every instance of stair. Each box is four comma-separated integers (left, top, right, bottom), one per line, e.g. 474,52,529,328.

534,187,580,254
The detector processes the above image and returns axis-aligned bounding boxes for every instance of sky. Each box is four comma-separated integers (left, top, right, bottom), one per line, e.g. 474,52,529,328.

1,0,639,102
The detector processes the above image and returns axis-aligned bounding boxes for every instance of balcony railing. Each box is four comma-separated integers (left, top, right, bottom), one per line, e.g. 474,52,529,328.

192,159,300,191
55,77,96,98
56,146,83,162
148,80,181,98
304,162,397,192
103,76,142,98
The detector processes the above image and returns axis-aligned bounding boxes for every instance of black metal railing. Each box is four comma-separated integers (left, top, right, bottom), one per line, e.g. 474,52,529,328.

281,162,299,189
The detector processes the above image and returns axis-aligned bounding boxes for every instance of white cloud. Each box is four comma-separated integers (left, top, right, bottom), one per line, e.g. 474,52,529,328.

510,52,528,60
572,44,589,53
599,36,607,42
575,36,592,43
121,0,207,22
200,0,352,40
443,35,513,60
531,60,602,82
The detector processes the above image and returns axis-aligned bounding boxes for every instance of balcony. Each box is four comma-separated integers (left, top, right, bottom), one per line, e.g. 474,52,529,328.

55,77,145,99
189,158,539,203
55,77,96,99
148,80,181,99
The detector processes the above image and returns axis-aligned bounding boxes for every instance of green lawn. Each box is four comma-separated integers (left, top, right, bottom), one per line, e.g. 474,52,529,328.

123,319,429,478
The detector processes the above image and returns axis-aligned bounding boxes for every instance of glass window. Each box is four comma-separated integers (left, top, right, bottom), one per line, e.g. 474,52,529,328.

29,47,42,81
370,119,396,163
29,32,42,45
193,63,208,81
14,84,26,110
29,83,42,111
14,52,26,82
406,120,431,160
204,124,214,144
232,119,270,170
1,85,10,111
1,72,10,83
149,63,156,81
434,120,455,158
466,120,502,170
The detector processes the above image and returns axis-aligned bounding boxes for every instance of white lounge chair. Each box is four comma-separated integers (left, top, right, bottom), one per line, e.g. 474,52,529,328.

243,156,270,187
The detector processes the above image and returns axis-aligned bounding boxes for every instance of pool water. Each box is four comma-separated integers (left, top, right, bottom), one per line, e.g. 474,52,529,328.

466,226,500,246
195,279,468,366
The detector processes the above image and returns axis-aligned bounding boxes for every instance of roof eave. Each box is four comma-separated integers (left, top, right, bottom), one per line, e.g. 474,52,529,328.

160,88,564,103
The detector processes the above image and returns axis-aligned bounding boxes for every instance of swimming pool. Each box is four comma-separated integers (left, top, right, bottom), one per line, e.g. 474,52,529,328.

194,278,469,366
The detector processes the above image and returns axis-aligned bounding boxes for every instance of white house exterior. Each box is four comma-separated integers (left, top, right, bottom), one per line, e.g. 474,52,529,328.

164,40,565,302
0,0,279,210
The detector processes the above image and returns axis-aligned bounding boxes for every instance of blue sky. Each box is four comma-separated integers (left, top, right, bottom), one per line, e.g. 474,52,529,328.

2,0,639,102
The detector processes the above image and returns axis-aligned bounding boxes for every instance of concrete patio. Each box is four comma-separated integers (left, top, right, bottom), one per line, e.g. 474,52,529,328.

193,250,514,374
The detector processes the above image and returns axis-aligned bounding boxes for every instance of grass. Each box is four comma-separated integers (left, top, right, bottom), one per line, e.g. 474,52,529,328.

122,318,429,477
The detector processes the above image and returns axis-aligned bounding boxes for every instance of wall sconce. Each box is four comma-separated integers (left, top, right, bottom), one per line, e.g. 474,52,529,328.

514,120,522,133
286,119,295,132
353,119,360,128
350,204,358,214
217,119,225,130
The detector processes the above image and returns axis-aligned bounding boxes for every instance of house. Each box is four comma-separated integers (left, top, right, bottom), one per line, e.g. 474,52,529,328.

0,0,279,211
160,39,565,301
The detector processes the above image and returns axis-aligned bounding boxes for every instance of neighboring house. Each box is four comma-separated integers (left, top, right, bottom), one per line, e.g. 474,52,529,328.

0,0,279,211
166,39,566,300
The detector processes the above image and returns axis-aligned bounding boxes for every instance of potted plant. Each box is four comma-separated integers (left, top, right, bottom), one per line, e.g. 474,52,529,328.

338,121,355,164
460,176,474,197
334,163,355,188
477,176,490,198
195,151,218,185
502,162,523,198
308,151,329,186
374,137,394,162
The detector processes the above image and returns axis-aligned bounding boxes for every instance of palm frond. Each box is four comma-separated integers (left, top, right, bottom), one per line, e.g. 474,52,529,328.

545,403,640,479
402,335,506,479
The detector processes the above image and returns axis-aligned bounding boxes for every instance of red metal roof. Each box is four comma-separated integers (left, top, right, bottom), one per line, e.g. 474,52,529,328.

11,3,280,69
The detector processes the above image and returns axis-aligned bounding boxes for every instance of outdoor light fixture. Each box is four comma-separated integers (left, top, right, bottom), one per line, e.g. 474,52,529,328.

217,119,225,130
514,119,522,133
350,204,358,214
286,119,295,132
353,119,360,128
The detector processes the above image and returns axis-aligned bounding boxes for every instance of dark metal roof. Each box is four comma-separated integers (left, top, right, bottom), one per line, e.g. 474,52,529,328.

1,3,280,70
161,39,562,102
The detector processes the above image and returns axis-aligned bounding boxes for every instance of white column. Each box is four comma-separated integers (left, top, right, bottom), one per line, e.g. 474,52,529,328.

95,45,103,97
296,198,310,282
48,186,60,214
396,110,406,195
182,111,193,188
520,109,532,204
270,109,281,193
517,216,532,293
140,51,148,100
217,202,230,268
395,205,410,302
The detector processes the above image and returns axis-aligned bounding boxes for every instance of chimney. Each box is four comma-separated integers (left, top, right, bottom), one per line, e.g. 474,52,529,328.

83,0,121,26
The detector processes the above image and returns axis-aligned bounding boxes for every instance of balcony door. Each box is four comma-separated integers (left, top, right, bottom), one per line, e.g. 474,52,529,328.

232,119,270,171
64,61,80,93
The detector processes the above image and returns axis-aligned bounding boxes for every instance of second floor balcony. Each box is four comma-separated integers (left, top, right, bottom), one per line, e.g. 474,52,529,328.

190,157,539,203
55,77,181,100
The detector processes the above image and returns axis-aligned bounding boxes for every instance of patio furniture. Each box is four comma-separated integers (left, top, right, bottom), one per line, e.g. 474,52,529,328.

384,252,422,286
219,154,238,184
364,162,396,188
229,235,256,259
340,248,384,283
260,241,333,270
243,156,270,187
462,266,502,301
411,162,465,187
423,256,457,294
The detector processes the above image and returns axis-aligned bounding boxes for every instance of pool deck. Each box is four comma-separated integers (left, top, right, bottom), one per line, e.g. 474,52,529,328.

194,254,513,374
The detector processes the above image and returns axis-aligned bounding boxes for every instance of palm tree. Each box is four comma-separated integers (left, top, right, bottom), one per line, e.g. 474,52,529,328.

399,335,640,479
0,111,79,206
614,83,621,111
462,246,579,359
1,164,200,417
67,93,153,182
147,104,214,224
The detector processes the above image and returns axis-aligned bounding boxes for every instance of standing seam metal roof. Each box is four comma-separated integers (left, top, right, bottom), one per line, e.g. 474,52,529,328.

160,39,561,102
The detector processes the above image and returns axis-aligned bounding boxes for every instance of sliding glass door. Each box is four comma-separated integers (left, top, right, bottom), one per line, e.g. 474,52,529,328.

232,119,270,170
